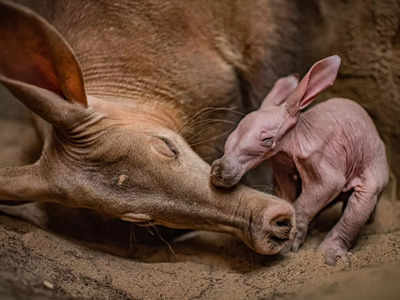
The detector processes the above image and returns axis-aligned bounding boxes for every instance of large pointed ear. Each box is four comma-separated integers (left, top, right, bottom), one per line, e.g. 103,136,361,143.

0,1,88,128
286,55,341,116
260,74,299,109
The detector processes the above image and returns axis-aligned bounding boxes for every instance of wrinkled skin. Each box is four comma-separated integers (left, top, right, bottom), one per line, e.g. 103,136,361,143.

211,56,390,265
0,0,298,255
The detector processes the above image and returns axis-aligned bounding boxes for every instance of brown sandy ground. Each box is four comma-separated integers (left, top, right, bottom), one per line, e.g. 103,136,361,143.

0,204,399,300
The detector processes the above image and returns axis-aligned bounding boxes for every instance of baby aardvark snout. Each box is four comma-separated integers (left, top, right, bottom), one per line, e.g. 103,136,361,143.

210,157,242,188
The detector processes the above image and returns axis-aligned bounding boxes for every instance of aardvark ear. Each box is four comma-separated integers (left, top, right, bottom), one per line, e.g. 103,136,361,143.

286,55,341,116
0,0,88,128
260,74,299,109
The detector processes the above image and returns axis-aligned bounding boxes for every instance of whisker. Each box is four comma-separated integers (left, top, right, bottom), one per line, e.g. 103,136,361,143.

129,224,137,253
146,227,155,236
189,129,232,147
185,118,237,145
178,107,219,134
187,127,226,145
185,121,233,141
151,226,176,257
209,106,246,116
186,127,226,145
178,106,244,134
190,118,237,127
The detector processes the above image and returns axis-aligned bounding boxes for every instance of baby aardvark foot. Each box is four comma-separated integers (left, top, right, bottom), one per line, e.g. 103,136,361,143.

319,239,351,266
291,221,308,252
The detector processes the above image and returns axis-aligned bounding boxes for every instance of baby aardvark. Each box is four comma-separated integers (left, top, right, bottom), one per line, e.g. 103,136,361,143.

210,56,389,265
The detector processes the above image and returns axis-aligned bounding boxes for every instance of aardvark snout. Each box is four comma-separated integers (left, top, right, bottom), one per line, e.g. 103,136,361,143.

251,201,295,255
210,157,242,188
269,213,295,243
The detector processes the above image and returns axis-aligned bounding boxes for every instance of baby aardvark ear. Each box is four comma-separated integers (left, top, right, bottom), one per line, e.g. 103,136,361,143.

0,0,89,129
285,55,341,116
260,74,299,109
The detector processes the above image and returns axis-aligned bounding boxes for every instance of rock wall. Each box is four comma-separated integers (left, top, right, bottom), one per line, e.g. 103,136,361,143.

312,0,400,198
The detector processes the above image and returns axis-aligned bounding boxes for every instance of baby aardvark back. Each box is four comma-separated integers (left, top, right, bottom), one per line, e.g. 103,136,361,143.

210,56,389,265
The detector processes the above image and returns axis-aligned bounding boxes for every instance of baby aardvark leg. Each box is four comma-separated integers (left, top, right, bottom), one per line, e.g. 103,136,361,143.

319,181,379,265
292,181,344,252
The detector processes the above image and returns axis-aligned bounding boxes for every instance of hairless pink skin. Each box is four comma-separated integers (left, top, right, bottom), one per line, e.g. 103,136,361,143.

211,56,390,265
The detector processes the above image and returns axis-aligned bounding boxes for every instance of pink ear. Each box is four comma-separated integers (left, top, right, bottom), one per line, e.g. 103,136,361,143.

286,55,341,115
260,74,299,109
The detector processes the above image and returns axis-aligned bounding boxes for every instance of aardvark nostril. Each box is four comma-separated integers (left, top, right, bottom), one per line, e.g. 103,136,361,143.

270,215,293,240
211,163,222,179
275,218,291,228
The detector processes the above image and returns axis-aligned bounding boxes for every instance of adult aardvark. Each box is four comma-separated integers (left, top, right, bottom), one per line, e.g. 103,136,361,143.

0,0,313,254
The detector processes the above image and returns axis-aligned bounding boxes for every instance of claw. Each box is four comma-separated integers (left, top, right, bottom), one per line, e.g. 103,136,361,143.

291,225,307,252
280,240,293,254
322,247,351,266
291,239,301,252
